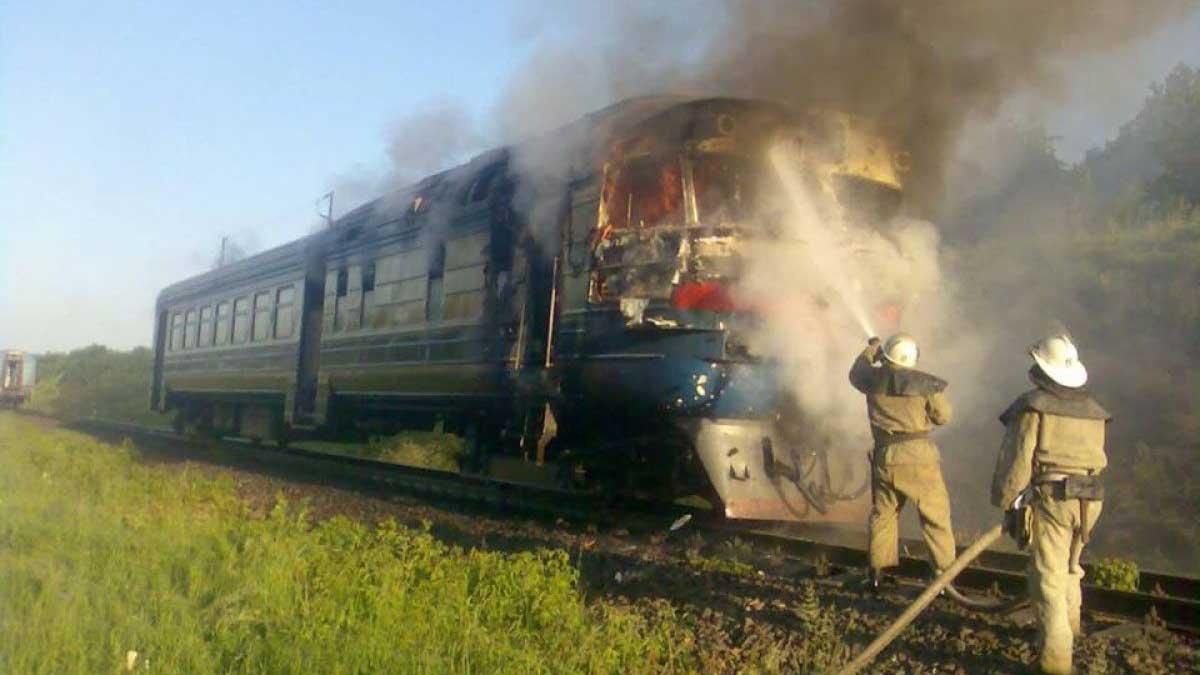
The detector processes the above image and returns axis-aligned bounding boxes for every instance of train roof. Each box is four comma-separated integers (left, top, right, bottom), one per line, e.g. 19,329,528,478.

156,95,785,307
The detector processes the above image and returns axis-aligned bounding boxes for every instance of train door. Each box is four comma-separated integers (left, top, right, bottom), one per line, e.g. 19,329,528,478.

295,262,326,422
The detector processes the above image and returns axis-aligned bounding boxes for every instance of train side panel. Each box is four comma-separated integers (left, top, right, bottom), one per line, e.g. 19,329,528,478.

315,154,522,425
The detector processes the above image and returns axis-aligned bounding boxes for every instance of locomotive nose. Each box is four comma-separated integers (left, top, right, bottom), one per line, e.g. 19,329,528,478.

682,361,870,523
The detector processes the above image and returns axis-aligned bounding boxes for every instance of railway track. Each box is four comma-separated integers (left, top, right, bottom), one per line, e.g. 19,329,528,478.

36,412,1200,635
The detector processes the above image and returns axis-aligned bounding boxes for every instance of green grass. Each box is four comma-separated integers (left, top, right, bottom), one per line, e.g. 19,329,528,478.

0,413,698,674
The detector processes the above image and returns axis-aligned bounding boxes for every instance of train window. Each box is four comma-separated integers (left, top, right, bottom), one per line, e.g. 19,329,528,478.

252,291,272,341
693,154,763,224
232,296,250,344
465,161,506,204
602,155,684,231
183,310,197,349
198,306,213,347
274,286,295,339
362,263,375,292
336,268,348,298
214,301,231,346
170,313,184,352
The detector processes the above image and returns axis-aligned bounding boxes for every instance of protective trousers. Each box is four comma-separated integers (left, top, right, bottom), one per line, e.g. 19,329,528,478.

1029,490,1103,675
868,461,956,572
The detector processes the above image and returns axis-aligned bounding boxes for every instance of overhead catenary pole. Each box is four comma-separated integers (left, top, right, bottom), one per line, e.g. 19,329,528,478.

322,191,335,228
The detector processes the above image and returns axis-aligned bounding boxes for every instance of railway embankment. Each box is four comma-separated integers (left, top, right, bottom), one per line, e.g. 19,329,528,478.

4,412,1197,673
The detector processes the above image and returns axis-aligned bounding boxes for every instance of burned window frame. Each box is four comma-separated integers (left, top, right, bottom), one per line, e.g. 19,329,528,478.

589,145,765,306
591,152,690,304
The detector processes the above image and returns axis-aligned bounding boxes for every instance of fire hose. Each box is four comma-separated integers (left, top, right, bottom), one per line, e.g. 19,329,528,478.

837,524,1005,675
838,489,1035,675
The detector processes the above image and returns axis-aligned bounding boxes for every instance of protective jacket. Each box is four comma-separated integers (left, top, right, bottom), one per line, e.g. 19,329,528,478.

849,343,951,465
991,367,1110,508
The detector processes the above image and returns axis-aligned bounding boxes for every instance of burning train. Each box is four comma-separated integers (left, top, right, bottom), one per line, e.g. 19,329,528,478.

151,96,910,523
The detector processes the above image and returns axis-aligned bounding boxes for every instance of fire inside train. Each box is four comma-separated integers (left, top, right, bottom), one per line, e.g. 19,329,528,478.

151,96,910,523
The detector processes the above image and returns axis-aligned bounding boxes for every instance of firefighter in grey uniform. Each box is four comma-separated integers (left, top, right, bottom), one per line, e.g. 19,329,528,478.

850,333,956,590
992,335,1110,675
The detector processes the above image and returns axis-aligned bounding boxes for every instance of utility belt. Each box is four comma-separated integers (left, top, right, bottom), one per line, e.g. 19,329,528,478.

872,429,930,449
1034,470,1103,544
1034,472,1104,501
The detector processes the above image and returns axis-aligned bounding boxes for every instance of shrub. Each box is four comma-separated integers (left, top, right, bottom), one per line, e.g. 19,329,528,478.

1091,557,1140,592
24,345,167,427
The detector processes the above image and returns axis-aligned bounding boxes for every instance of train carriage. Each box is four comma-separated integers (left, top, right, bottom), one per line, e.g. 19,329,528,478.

152,96,910,524
1,350,36,409
152,235,328,438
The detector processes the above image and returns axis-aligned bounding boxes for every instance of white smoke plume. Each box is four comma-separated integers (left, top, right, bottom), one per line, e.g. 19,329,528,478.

734,149,988,468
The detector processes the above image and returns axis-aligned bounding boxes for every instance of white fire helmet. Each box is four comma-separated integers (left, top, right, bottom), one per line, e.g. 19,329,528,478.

1030,334,1088,388
882,333,919,369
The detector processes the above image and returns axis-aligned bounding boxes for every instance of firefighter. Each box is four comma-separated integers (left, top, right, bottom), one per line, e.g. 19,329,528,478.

849,333,956,591
992,335,1110,674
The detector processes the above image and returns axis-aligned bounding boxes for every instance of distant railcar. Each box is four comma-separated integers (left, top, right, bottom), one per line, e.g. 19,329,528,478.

151,97,910,523
1,350,36,408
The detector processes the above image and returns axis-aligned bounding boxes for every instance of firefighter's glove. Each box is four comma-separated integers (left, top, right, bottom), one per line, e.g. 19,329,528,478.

866,337,883,364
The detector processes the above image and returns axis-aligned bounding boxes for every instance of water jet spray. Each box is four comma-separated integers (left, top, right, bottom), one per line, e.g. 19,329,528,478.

767,144,876,339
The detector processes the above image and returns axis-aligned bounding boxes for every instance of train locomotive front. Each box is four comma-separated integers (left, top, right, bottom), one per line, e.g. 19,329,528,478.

548,99,909,522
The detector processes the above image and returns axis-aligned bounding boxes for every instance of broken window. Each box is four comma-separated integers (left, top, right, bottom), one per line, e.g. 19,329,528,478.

589,150,757,308
603,155,684,232
693,154,763,225
464,161,506,204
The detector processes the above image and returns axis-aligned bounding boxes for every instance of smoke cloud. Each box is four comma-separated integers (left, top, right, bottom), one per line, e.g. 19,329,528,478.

497,1,1193,209
490,0,1195,537
384,98,487,186
341,1,1195,544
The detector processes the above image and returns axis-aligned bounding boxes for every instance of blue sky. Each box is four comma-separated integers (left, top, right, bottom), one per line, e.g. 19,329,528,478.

2,2,1199,352
0,2,528,351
